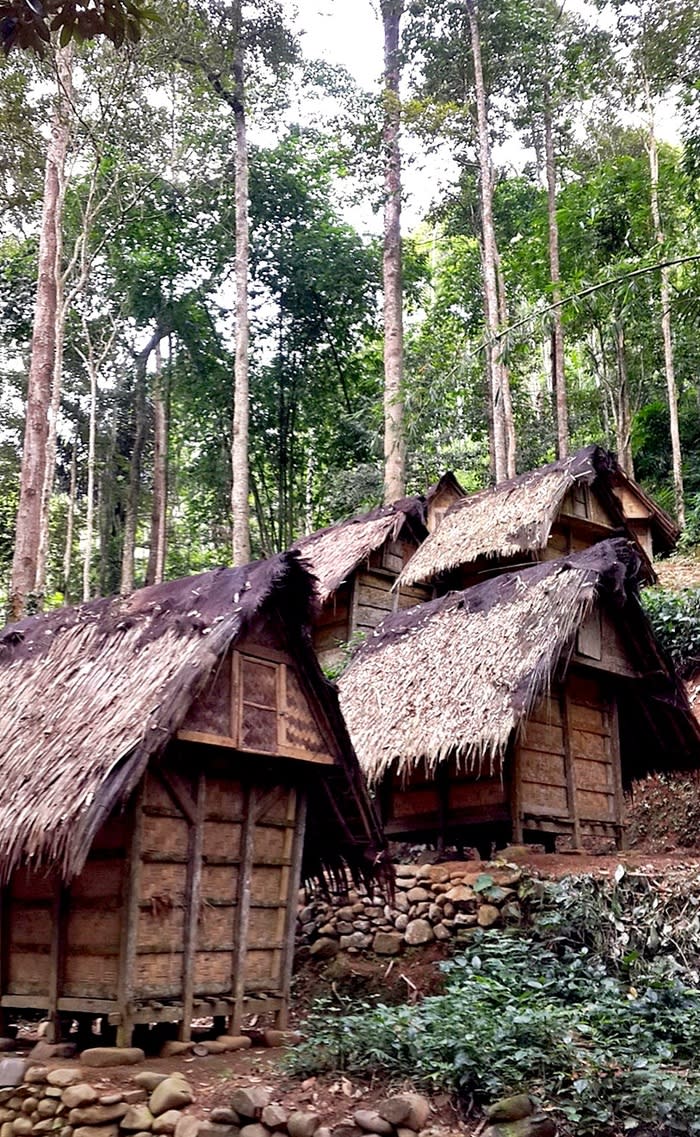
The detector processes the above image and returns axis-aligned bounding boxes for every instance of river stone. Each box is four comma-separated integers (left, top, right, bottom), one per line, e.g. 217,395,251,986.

149,1081,193,1118
100,1097,124,1108
159,1044,192,1059
378,1095,430,1131
37,1101,58,1119
48,1073,83,1091
197,1125,237,1137
152,1111,182,1134
59,1128,73,1137
174,1120,201,1137
210,1112,240,1127
11,1121,32,1136
73,1127,120,1137
372,931,403,956
395,865,415,877
133,1078,167,1094
121,1106,154,1131
309,938,338,960
477,905,501,928
81,1050,145,1069
445,886,475,906
261,1106,287,1130
433,924,451,941
122,1094,148,1107
353,1112,393,1136
287,1113,320,1137
32,1121,60,1134
0,1061,28,1088
62,1089,98,1112
404,919,434,946
68,1104,128,1126
240,1125,268,1137
486,1097,534,1124
24,1070,48,1087
230,1088,271,1121
483,1117,555,1137
21,1098,38,1114
263,1030,299,1049
405,888,431,904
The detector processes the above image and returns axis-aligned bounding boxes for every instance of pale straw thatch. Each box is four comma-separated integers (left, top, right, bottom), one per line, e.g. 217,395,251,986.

400,445,678,587
294,495,427,604
0,552,385,887
339,539,699,787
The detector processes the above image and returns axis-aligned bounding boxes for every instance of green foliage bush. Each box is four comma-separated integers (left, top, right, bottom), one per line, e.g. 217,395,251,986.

288,928,700,1135
642,587,700,675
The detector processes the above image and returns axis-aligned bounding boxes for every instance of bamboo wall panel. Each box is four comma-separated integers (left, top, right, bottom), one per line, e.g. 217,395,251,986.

282,670,329,756
7,870,54,995
181,657,231,737
567,673,618,825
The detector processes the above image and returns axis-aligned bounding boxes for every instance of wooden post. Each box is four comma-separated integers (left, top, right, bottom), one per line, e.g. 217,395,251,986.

231,783,256,1033
560,688,582,850
608,695,628,850
47,880,69,1043
0,885,11,1036
179,772,205,1042
116,782,145,1047
510,741,524,844
276,787,307,1029
436,763,450,854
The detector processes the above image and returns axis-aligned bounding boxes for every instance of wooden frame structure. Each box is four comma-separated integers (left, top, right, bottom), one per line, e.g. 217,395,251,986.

0,553,385,1045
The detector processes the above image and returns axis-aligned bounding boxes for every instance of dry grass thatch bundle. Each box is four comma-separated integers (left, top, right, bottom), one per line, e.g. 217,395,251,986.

294,495,427,603
339,539,694,786
400,445,678,587
0,552,384,886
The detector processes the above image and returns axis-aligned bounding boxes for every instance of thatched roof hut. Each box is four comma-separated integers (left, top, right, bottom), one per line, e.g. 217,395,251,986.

400,446,678,590
340,540,700,851
0,550,382,887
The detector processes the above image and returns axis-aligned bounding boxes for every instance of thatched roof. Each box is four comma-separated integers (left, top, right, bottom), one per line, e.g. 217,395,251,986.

339,539,699,787
400,446,678,587
0,552,385,887
293,496,427,604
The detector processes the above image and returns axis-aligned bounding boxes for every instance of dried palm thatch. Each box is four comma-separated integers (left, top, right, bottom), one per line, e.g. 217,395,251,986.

0,551,385,888
294,496,427,604
400,445,678,587
339,539,699,787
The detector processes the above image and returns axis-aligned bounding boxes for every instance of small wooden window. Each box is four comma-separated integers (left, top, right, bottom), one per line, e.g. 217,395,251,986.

576,610,602,661
238,656,279,753
571,482,590,519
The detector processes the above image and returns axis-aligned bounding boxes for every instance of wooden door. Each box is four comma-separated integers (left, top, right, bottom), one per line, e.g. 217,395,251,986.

566,672,622,833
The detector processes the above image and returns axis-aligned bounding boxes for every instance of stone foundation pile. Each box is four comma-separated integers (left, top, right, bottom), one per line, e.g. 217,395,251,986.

197,1088,433,1137
298,862,524,958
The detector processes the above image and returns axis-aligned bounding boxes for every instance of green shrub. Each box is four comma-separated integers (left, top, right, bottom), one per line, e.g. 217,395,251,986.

642,587,700,676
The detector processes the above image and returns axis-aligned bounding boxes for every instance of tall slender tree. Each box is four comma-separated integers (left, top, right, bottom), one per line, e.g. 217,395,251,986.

381,0,405,504
231,0,251,564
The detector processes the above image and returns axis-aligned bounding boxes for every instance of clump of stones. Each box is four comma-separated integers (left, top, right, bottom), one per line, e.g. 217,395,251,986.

298,862,524,958
0,1063,444,1137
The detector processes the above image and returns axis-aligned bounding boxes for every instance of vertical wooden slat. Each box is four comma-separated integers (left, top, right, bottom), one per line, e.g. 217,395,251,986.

277,787,307,1030
231,783,256,1033
0,884,11,1034
270,788,296,997
179,771,205,1042
560,687,582,850
46,881,69,1043
116,782,145,1047
349,575,360,641
608,695,628,850
510,742,524,844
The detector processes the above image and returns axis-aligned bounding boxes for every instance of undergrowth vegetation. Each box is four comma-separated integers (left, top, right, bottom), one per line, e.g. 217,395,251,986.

288,872,700,1136
642,588,700,675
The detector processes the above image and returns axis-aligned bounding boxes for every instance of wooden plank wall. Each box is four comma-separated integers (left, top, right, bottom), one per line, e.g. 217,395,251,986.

384,758,508,838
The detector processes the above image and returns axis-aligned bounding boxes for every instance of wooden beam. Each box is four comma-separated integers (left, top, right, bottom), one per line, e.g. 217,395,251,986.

158,768,197,825
277,788,307,1030
179,771,205,1042
46,881,69,1043
175,729,334,766
0,885,11,1036
231,783,256,1034
510,741,524,844
560,688,582,850
608,695,628,850
116,782,145,1047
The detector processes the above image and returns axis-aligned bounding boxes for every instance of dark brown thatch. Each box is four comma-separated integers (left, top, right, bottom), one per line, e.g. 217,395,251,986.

0,552,385,887
293,496,427,604
400,445,679,587
339,539,700,788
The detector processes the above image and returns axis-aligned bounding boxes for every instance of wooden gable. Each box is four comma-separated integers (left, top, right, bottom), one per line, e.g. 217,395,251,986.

178,635,336,766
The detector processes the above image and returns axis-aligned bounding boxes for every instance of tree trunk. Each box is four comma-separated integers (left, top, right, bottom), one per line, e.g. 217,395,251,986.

381,0,405,504
62,440,77,603
9,48,72,620
613,321,635,477
544,87,568,459
231,0,251,565
465,0,514,482
83,351,98,602
647,98,684,525
120,329,163,595
146,340,168,586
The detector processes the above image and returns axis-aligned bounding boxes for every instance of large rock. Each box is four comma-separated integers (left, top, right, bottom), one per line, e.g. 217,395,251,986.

445,886,475,906
209,1112,240,1127
261,1107,287,1130
287,1113,320,1137
152,1111,183,1134
405,888,431,904
68,1104,128,1127
0,1061,28,1088
73,1127,120,1137
486,1097,535,1124
483,1117,555,1137
404,920,434,947
24,1068,49,1086
477,905,501,929
11,1120,32,1137
309,938,338,961
262,1030,298,1049
174,1120,201,1137
81,1050,145,1069
159,1044,192,1059
215,1037,251,1052
149,1082,193,1118
49,1073,84,1090
121,1106,154,1131
378,1095,430,1131
240,1126,268,1137
353,1112,393,1136
373,932,403,956
63,1088,98,1111
133,1078,167,1094
230,1089,271,1122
